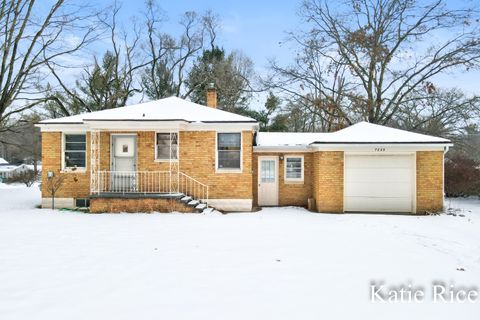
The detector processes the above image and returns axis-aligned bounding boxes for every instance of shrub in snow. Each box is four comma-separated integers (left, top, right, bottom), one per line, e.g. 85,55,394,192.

445,154,480,197
5,170,38,187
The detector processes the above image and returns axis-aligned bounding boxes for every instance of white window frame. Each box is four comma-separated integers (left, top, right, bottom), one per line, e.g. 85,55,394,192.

62,132,87,172
154,131,179,162
215,131,242,173
284,155,304,183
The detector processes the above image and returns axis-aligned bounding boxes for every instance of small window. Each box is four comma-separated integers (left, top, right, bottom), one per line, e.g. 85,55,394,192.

261,160,276,183
64,134,86,169
75,198,90,208
156,133,178,160
285,156,303,182
217,133,241,170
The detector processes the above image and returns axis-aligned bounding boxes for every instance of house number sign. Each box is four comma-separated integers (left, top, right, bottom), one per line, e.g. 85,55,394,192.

374,147,386,152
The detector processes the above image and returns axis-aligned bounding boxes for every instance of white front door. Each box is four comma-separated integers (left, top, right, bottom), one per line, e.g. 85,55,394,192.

258,156,279,206
344,154,415,213
111,135,136,192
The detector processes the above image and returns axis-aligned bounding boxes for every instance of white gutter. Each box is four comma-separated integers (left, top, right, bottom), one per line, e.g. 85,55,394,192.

310,143,453,152
254,142,453,153
36,121,259,132
253,145,313,153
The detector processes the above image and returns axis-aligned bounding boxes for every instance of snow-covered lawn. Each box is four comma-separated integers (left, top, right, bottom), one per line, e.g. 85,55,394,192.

1,184,479,320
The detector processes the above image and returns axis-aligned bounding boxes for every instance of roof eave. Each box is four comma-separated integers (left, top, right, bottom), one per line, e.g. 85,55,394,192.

253,145,312,152
309,141,452,145
36,119,259,132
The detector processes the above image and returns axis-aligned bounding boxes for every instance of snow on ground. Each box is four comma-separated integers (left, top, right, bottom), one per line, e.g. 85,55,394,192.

0,184,479,320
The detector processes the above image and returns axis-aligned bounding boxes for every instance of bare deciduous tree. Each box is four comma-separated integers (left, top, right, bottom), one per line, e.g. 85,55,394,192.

270,0,480,131
141,1,220,99
45,174,66,209
392,88,480,145
45,2,147,115
0,0,100,130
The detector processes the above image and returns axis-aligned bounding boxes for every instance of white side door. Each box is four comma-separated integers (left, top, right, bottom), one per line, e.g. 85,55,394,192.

111,135,136,192
258,156,279,206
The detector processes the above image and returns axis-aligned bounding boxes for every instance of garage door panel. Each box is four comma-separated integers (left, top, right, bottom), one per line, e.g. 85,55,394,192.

345,182,412,197
346,168,413,183
344,197,413,212
344,154,414,213
346,156,413,168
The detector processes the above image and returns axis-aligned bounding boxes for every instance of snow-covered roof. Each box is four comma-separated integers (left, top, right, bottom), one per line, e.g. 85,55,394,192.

256,122,451,147
0,164,26,173
0,158,8,165
39,97,257,124
256,132,330,147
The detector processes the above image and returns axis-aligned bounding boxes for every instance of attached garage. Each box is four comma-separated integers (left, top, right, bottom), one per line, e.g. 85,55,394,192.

344,154,415,213
254,121,452,214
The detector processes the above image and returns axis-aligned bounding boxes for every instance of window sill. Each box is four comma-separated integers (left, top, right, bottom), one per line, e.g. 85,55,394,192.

284,180,304,184
154,159,179,163
61,168,87,174
216,168,242,174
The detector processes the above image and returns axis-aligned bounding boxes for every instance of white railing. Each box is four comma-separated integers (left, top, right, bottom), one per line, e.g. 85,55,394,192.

93,171,208,206
178,172,209,206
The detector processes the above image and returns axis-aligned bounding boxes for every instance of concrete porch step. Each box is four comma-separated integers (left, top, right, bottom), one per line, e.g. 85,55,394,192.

181,196,192,203
195,203,207,210
202,207,214,214
187,200,200,207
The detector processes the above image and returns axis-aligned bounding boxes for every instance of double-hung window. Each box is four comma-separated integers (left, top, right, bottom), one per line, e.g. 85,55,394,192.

217,133,241,170
64,134,86,169
285,155,304,182
156,133,178,160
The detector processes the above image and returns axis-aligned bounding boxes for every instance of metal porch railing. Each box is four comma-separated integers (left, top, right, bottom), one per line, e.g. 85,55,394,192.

92,171,209,206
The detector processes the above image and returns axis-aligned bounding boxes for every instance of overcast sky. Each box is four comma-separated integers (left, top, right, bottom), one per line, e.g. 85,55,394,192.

91,0,480,108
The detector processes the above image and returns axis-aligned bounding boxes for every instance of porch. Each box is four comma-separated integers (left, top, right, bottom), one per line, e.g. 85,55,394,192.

89,171,209,213
88,131,210,212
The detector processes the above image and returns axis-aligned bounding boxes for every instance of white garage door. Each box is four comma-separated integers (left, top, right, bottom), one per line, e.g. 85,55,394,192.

344,154,415,213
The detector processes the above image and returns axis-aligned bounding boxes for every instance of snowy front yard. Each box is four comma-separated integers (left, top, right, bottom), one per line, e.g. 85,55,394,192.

0,184,479,319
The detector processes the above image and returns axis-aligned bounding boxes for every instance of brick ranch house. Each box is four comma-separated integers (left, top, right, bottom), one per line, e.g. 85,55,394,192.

37,90,452,214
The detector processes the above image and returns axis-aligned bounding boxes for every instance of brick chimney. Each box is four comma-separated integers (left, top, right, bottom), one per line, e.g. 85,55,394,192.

206,83,217,108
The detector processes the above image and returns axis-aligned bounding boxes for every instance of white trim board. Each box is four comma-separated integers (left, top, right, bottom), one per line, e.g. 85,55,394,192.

37,122,258,132
42,197,75,209
254,144,450,153
253,146,312,153
311,144,450,152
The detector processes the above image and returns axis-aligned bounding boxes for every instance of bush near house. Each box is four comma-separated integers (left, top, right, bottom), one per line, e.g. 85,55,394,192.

445,154,480,197
5,170,38,187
